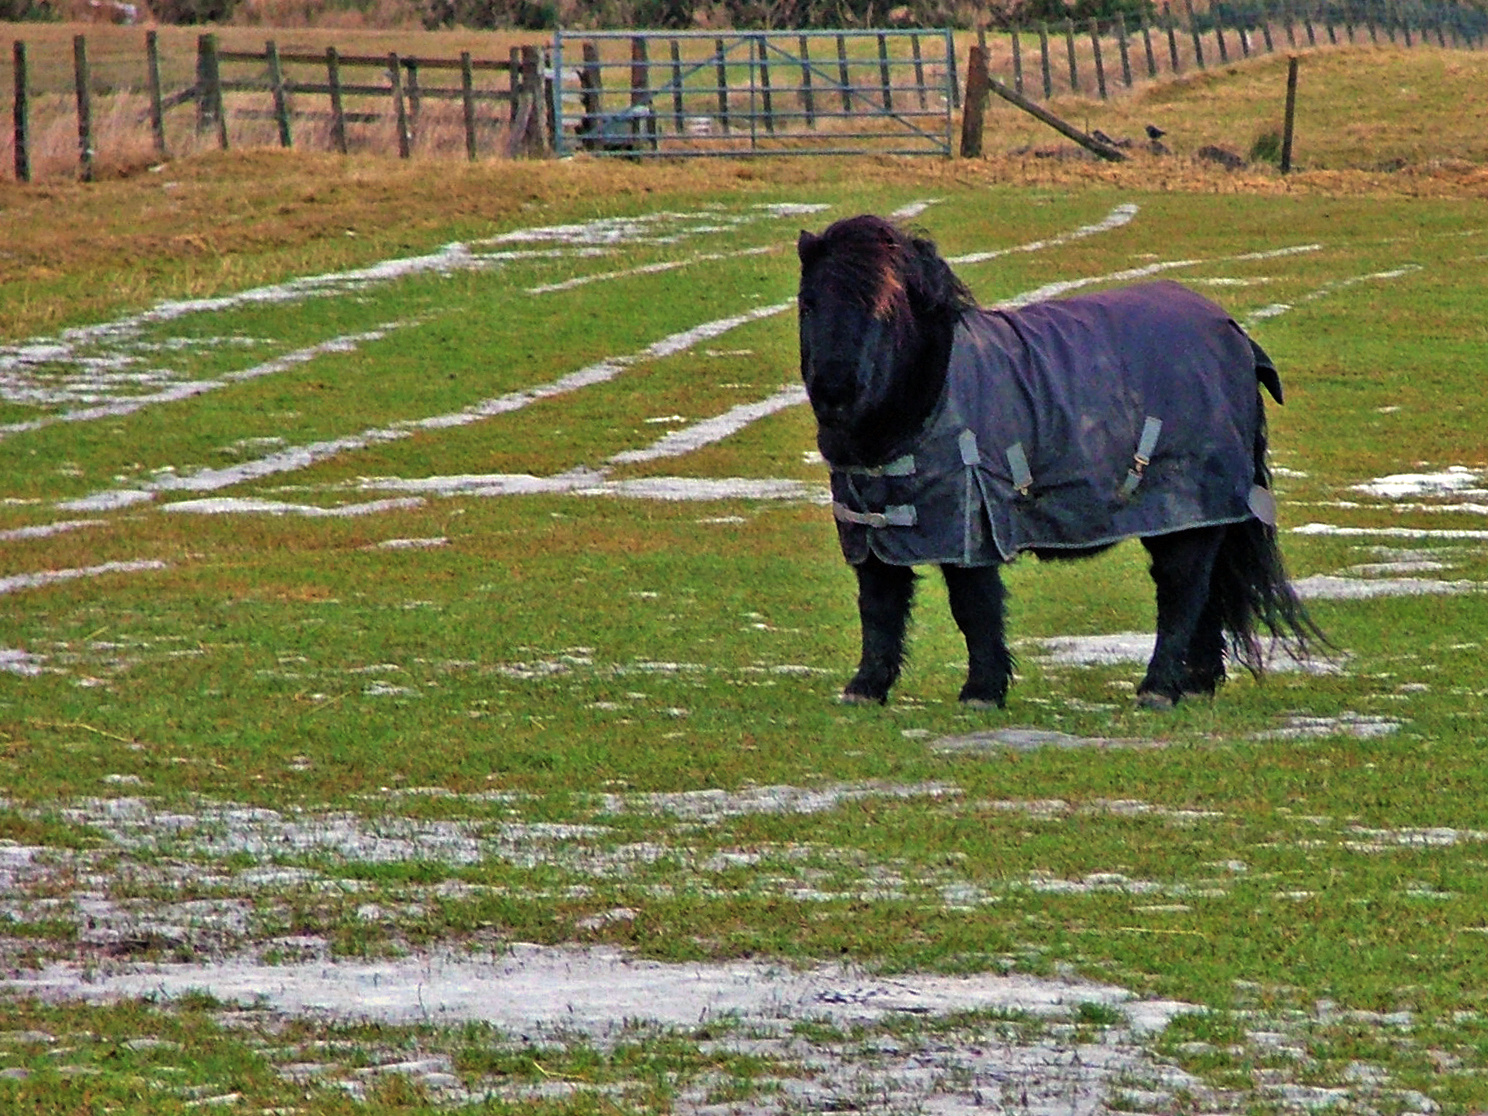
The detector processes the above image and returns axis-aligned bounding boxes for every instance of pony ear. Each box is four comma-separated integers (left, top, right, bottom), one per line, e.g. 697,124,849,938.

797,230,824,267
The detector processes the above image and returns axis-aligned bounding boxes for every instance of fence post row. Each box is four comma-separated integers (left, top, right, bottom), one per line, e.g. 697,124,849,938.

10,9,1488,180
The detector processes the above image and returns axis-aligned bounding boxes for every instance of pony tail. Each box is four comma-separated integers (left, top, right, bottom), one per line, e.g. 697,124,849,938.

1211,406,1328,676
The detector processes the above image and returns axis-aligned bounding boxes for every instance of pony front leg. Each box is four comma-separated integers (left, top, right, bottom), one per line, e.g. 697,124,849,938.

941,564,1012,708
1139,527,1225,709
843,554,916,704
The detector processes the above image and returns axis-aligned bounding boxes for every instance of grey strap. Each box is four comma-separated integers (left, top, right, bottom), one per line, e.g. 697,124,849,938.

833,454,915,478
958,429,981,467
1119,416,1163,498
1005,442,1033,496
833,502,917,529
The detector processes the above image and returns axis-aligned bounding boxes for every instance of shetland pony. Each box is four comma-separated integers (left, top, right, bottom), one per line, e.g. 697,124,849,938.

796,215,1321,709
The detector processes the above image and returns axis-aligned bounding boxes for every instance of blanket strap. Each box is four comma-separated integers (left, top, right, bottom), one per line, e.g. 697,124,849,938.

832,454,916,478
1005,442,1033,497
833,502,918,529
1119,416,1164,499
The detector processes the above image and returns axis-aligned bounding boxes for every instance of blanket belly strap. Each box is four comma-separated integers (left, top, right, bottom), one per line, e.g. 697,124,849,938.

833,502,918,529
1118,415,1164,499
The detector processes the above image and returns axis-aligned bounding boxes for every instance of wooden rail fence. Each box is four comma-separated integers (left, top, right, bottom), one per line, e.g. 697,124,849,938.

974,0,1483,105
7,0,1486,181
9,30,547,182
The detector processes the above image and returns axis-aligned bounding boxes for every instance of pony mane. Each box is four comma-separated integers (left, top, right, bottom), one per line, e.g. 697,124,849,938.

800,215,976,325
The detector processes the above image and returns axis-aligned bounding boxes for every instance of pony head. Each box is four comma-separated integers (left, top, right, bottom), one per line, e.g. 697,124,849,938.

796,215,974,462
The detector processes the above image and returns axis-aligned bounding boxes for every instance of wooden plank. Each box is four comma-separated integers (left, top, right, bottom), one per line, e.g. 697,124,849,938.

74,34,95,181
987,72,1127,161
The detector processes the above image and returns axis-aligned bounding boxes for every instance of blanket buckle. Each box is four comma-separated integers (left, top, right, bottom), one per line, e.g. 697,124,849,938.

1119,416,1163,500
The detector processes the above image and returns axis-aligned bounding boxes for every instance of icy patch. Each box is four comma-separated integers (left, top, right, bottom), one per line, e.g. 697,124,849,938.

0,518,106,541
369,537,449,550
55,489,153,512
601,781,959,821
1293,574,1482,599
1031,633,1330,673
933,727,1159,753
607,386,806,465
1295,523,1488,541
1,648,44,675
1252,713,1402,740
1351,467,1485,500
888,198,943,219
5,941,1195,1037
160,497,424,517
0,560,167,596
949,203,1140,265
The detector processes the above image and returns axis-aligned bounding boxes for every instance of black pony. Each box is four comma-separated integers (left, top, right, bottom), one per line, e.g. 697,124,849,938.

796,214,1321,709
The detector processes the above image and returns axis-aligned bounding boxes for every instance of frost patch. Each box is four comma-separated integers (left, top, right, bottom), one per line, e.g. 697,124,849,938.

0,560,167,596
601,782,959,820
933,727,1159,753
1031,632,1331,673
1352,467,1486,500
1293,574,1482,599
1253,713,1402,740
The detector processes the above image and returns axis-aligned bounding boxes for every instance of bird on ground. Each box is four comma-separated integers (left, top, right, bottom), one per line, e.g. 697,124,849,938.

1145,123,1166,140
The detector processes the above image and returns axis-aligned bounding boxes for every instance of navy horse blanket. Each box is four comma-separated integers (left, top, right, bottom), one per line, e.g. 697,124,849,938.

831,280,1281,567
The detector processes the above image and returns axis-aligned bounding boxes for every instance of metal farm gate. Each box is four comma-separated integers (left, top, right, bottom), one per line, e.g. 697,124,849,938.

551,29,958,158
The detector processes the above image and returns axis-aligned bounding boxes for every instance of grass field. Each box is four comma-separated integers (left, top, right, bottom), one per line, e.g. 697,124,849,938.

2,40,1488,1116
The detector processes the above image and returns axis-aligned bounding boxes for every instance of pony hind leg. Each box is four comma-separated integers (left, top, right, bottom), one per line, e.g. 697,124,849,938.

843,554,917,705
940,564,1012,708
1138,526,1226,709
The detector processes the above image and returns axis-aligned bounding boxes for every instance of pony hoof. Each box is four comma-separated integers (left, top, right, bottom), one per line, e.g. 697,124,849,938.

839,690,885,706
1136,691,1177,711
959,696,1005,711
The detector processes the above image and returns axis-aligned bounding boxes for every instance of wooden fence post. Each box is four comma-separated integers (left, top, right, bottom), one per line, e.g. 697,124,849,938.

1280,54,1298,173
1010,28,1023,95
835,34,851,113
959,43,988,157
1140,14,1158,77
522,44,549,154
146,30,167,157
1116,15,1132,87
460,51,477,159
669,38,685,133
326,46,347,155
12,40,29,183
1089,19,1107,99
1164,3,1182,72
196,33,227,148
1262,0,1277,50
579,41,603,141
1215,7,1229,63
1039,22,1052,98
630,36,656,147
912,33,928,108
389,52,411,158
797,34,816,126
1185,0,1206,67
719,37,735,132
266,39,291,148
758,34,776,134
73,34,94,182
1064,18,1079,92
876,33,893,112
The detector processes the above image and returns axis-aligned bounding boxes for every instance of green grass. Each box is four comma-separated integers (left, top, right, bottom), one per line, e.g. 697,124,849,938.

3,66,1488,1111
